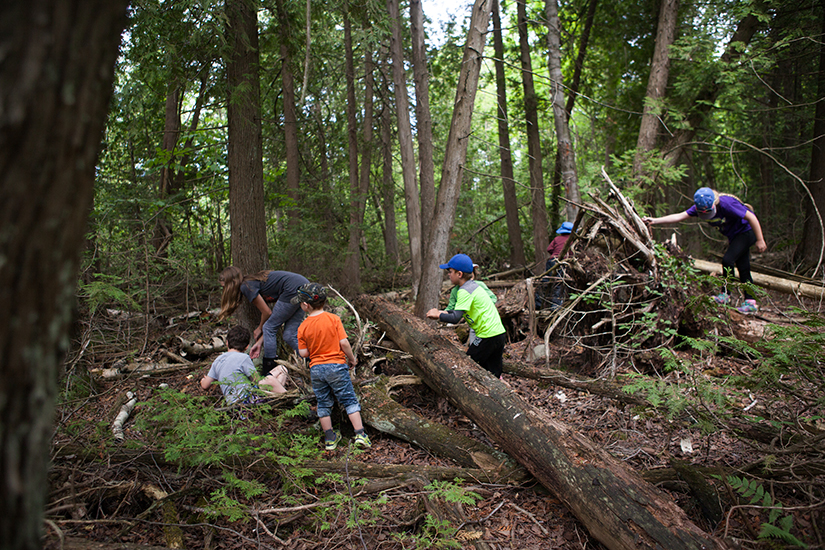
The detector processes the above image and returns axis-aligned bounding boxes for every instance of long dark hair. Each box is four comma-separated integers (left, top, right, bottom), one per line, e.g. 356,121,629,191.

218,266,271,320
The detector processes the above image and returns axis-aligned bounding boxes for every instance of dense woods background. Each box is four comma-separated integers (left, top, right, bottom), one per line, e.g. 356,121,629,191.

2,0,825,548
92,0,825,301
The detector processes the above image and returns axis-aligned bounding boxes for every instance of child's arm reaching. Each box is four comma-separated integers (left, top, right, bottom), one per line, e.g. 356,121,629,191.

340,338,357,367
200,375,216,390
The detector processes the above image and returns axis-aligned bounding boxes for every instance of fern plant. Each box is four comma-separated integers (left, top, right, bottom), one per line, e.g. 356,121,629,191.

726,475,808,548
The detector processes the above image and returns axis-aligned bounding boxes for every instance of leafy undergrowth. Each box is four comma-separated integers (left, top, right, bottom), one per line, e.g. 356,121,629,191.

44,290,824,549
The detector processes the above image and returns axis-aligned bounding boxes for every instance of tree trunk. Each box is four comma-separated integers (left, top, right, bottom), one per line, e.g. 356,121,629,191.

274,0,302,248
378,55,400,263
343,3,363,291
415,0,492,317
355,295,730,550
492,0,527,268
226,0,268,329
152,83,182,255
552,0,597,232
0,1,128,547
633,0,680,182
358,375,529,481
661,13,759,169
545,0,580,223
517,0,550,265
226,0,266,253
410,0,436,240
387,0,423,296
800,0,825,276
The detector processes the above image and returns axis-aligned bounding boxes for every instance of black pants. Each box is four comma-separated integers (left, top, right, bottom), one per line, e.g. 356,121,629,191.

467,332,507,378
722,230,757,299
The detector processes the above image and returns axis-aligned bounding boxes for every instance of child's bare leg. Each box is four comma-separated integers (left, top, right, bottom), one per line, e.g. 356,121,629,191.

260,371,287,394
348,411,364,432
319,416,333,432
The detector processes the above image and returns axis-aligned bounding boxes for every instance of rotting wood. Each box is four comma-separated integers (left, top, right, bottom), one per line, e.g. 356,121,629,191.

112,392,137,442
354,294,731,550
359,375,531,483
50,445,522,487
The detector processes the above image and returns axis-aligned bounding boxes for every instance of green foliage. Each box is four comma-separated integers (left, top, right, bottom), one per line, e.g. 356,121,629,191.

424,479,481,506
391,514,462,549
135,387,319,468
77,274,140,312
726,476,808,548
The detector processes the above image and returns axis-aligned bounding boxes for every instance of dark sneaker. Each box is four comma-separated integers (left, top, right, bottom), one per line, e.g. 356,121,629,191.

324,432,342,451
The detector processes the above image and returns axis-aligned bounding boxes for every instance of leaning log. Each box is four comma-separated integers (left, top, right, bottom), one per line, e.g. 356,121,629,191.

354,295,730,550
359,375,531,484
693,259,825,300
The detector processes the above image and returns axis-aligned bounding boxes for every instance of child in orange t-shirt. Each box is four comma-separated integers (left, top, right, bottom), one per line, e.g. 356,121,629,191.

294,283,371,451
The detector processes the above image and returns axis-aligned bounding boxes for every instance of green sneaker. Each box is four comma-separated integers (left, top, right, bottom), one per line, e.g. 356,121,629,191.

324,432,342,451
737,299,758,314
354,432,372,448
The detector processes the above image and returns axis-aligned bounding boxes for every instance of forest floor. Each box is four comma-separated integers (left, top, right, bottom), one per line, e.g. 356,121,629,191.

43,286,824,550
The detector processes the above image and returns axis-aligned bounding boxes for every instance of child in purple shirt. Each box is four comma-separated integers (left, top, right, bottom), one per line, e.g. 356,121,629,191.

643,187,767,313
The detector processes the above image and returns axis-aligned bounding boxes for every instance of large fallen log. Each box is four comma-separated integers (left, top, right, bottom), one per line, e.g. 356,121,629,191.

354,295,730,550
358,374,530,484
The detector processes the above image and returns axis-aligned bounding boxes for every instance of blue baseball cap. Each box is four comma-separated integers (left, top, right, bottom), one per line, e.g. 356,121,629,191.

693,188,716,213
556,221,574,235
439,253,474,273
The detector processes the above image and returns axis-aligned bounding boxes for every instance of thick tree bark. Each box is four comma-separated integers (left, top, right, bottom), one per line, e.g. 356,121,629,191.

358,375,530,482
492,0,527,268
517,0,550,265
355,295,730,550
226,0,268,330
415,0,492,316
545,0,580,223
633,0,680,181
0,1,128,547
387,0,423,296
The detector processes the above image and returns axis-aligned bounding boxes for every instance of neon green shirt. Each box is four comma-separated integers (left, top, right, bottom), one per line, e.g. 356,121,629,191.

453,280,505,339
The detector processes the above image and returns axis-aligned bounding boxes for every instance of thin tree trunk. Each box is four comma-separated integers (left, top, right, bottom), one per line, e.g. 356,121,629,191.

153,83,182,255
492,0,527,268
0,1,127,547
226,0,268,327
517,0,549,264
356,295,730,550
414,0,492,316
633,0,680,181
552,0,597,231
410,0,436,240
800,0,825,276
343,3,362,290
545,0,580,223
378,58,400,262
275,0,302,244
387,0,423,295
661,13,759,169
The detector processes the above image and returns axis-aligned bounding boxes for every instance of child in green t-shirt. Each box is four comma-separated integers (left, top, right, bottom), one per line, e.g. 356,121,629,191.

427,254,507,378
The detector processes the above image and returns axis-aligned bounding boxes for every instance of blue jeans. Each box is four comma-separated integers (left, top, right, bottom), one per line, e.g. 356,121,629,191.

310,363,361,418
262,300,305,359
